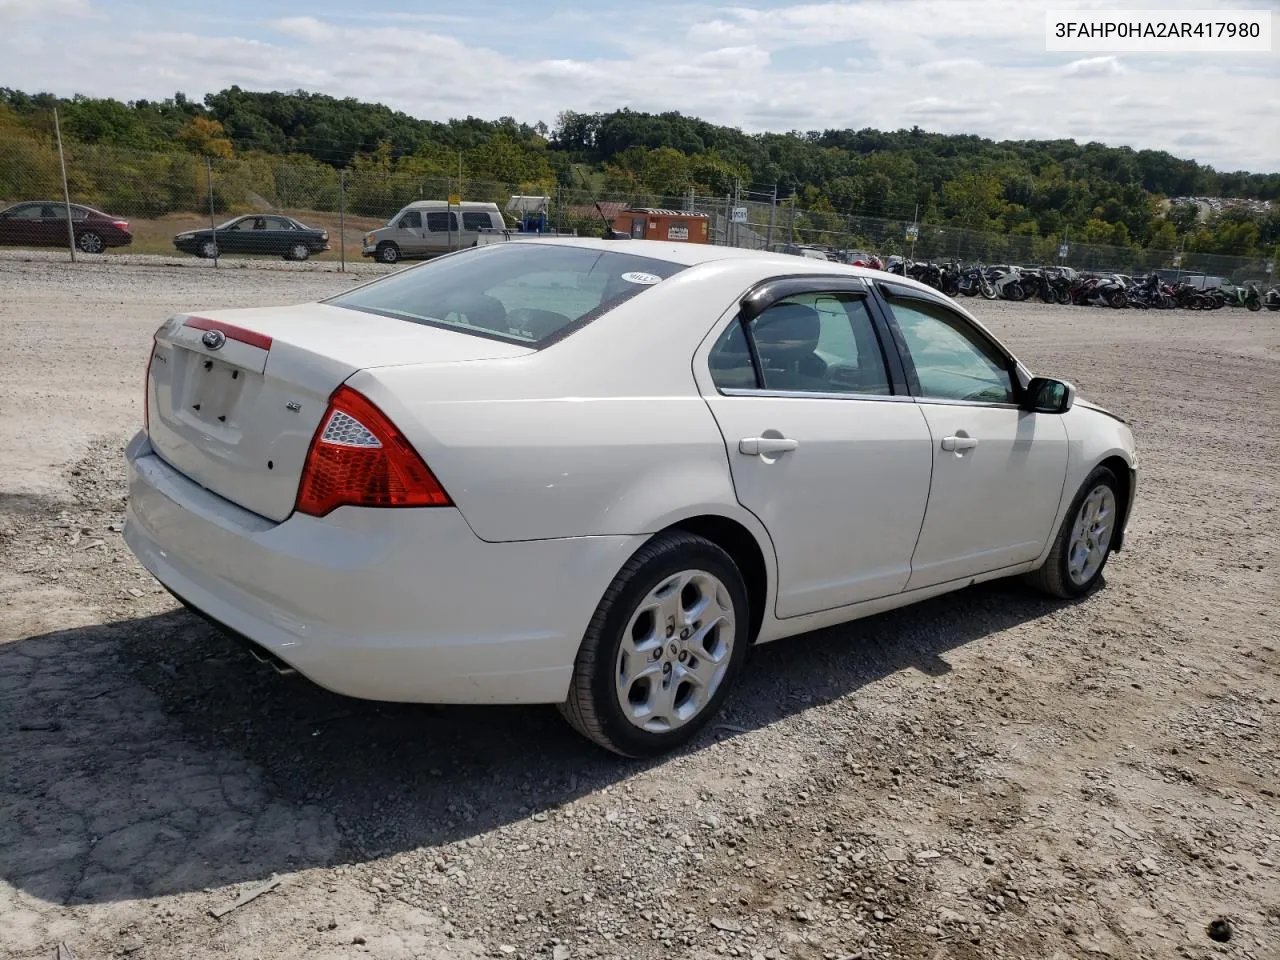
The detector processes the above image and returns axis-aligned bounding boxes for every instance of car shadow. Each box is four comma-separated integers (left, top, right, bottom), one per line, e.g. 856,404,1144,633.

1,579,1075,905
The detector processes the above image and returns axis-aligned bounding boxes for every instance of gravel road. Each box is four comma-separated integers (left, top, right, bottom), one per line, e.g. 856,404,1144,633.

1,255,1277,960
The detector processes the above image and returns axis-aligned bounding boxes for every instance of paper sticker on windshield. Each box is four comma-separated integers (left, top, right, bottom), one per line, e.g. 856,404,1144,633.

621,271,662,285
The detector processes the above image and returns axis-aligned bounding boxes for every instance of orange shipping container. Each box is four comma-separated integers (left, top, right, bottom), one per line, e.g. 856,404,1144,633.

611,208,710,244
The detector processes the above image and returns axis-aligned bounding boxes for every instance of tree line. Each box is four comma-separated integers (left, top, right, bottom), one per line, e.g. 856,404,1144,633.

1,86,1276,258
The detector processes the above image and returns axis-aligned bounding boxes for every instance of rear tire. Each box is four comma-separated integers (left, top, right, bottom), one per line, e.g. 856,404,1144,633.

559,531,750,758
1004,283,1026,302
1107,290,1127,309
1024,466,1120,600
376,242,400,264
77,231,105,254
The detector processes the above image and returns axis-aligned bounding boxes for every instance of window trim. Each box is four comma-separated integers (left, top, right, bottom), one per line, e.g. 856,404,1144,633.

705,274,907,400
873,281,1026,408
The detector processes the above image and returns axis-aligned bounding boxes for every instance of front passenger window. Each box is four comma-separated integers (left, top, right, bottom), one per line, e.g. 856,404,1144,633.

884,297,1015,404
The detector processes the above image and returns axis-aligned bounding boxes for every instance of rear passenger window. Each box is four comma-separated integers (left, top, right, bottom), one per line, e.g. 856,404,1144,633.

426,212,457,232
462,212,494,231
709,292,892,395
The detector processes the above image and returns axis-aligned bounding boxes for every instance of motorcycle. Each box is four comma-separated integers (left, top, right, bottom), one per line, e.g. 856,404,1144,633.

956,264,998,299
1070,274,1128,308
1265,286,1280,311
939,260,961,297
1127,274,1175,310
1218,281,1263,311
988,266,1029,301
1170,281,1212,310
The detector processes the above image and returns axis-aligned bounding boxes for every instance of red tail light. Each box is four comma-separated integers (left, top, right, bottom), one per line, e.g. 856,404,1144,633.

295,385,451,517
113,220,130,230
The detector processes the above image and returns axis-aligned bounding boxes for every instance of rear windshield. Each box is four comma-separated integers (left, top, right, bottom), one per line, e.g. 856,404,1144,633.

326,242,688,346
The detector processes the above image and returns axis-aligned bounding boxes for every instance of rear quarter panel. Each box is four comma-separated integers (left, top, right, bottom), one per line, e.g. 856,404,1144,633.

346,260,777,544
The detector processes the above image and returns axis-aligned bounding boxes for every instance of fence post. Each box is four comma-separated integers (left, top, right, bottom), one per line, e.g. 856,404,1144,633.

207,157,218,268
766,184,777,250
53,107,76,262
339,169,346,273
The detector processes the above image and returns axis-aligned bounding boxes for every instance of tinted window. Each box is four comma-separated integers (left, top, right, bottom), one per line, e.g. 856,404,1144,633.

398,211,422,229
462,211,494,231
884,296,1014,403
262,217,293,230
327,242,687,346
6,205,43,219
426,212,457,232
709,292,891,395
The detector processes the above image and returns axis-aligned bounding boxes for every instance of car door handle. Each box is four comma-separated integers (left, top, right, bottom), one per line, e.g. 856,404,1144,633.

739,437,799,456
941,436,979,452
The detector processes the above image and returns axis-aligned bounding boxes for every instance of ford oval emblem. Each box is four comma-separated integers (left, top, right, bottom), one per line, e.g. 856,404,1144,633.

201,329,226,350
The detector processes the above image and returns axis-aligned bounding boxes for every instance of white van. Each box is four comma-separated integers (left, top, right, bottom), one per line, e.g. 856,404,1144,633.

362,200,505,264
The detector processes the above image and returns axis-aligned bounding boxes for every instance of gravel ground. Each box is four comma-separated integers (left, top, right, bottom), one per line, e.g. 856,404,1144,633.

1,255,1277,960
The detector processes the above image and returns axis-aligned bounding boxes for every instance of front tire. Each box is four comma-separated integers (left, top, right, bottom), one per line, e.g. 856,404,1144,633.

376,242,400,264
287,243,311,261
559,531,750,758
200,240,219,259
1025,466,1120,599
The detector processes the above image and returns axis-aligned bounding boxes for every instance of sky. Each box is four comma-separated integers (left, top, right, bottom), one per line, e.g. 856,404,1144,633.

1,0,1277,173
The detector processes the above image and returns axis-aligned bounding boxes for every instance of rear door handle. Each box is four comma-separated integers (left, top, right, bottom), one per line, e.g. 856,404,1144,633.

739,437,799,456
941,435,979,452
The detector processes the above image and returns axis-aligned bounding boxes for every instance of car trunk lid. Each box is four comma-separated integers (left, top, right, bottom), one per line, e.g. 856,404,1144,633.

146,302,532,522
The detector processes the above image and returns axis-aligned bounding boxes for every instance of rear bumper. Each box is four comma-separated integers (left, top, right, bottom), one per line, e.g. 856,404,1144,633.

122,431,644,704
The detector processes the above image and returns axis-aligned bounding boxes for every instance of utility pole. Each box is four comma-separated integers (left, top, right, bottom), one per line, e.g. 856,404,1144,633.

909,202,919,261
53,107,76,262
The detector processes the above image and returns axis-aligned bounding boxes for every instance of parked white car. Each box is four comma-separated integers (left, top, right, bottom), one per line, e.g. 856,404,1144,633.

125,238,1138,757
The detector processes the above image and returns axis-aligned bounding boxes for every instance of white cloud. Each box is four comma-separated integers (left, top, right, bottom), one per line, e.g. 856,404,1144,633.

0,0,1273,173
1062,56,1126,78
0,0,90,18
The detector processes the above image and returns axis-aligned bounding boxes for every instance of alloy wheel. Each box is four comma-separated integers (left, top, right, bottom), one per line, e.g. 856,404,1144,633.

614,570,735,733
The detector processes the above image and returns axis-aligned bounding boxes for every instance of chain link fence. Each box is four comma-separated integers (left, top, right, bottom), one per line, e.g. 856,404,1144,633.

1,130,1274,284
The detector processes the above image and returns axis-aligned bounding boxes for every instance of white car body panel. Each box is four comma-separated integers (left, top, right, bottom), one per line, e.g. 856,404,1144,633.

124,432,644,703
906,403,1069,590
124,238,1138,706
700,390,934,617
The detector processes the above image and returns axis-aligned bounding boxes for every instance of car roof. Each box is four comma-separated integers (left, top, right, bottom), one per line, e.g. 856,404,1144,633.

403,200,500,209
504,235,905,277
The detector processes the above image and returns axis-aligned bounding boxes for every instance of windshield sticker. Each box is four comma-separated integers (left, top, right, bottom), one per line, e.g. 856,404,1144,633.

620,271,662,285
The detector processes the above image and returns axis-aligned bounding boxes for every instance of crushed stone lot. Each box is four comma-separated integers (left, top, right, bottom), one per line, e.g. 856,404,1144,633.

0,255,1277,960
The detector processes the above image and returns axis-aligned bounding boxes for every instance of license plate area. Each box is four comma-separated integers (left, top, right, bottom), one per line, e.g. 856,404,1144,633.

183,353,249,427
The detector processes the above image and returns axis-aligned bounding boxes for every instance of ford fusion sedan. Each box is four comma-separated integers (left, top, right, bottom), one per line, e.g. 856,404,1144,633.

173,214,330,261
124,238,1138,757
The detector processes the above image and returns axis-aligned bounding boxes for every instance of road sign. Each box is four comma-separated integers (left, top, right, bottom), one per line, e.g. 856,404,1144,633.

1172,253,1182,267
1266,261,1275,274
1058,244,1069,259
731,206,748,223
448,194,461,205
905,224,919,241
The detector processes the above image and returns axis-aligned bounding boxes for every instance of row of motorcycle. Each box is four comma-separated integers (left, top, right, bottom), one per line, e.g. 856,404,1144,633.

885,259,1280,311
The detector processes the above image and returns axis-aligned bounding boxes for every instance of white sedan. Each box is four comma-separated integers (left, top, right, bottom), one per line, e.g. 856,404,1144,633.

124,237,1137,757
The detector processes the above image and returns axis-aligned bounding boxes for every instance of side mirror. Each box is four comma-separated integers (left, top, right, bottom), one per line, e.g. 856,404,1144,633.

1025,376,1076,413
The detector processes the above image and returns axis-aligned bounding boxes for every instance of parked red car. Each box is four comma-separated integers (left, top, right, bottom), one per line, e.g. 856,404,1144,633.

0,201,133,253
